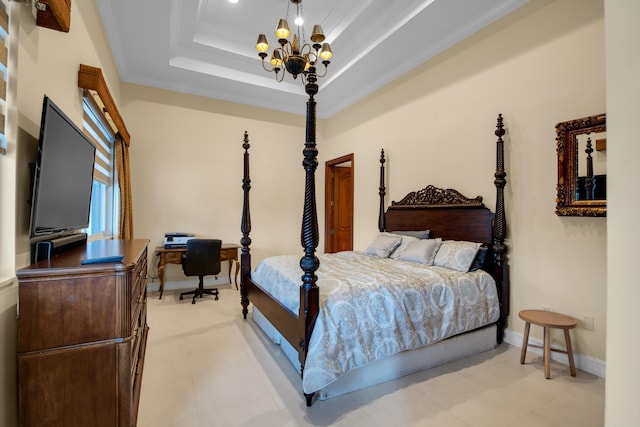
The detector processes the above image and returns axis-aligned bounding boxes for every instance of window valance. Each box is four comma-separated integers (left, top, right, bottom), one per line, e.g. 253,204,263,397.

77,64,130,146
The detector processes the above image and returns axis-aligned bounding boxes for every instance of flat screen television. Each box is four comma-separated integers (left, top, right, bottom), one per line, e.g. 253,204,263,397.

29,96,96,240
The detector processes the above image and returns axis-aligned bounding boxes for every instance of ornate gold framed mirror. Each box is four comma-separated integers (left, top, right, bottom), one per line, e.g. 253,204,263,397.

556,113,606,217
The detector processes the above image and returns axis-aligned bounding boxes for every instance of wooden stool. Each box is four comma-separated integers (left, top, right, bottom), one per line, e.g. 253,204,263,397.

519,309,577,379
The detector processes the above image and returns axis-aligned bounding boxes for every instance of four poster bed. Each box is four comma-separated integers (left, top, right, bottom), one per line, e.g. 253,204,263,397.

239,114,509,406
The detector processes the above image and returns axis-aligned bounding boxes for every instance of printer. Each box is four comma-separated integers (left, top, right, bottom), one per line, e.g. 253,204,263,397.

164,232,195,249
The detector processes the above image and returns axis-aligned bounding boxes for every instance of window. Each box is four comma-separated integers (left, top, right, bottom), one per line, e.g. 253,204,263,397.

82,92,119,239
78,64,133,240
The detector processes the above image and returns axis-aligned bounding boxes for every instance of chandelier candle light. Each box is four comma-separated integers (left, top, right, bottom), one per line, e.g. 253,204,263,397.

251,1,334,406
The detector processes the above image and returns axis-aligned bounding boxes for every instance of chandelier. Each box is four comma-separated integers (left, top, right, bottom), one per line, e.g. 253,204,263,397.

255,0,333,83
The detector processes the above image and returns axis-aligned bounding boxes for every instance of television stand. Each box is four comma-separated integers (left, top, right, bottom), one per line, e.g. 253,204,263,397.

30,232,87,263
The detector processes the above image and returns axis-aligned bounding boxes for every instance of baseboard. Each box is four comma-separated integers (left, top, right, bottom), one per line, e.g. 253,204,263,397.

504,329,606,378
0,276,16,292
146,276,233,293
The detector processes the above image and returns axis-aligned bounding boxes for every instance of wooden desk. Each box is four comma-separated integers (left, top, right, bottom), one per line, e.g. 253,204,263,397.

155,243,240,299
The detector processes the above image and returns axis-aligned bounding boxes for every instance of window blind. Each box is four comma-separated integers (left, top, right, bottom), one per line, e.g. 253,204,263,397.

82,91,115,185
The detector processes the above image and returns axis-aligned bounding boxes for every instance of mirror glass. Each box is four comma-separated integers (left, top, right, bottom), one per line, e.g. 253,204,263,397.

575,131,606,201
556,113,606,216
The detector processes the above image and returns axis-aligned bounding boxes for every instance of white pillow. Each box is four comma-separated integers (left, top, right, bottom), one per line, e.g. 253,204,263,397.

433,240,482,272
382,232,419,259
398,238,442,265
364,234,402,258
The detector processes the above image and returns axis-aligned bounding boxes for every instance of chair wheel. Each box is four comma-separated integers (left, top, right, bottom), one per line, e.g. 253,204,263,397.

179,295,183,300
215,296,219,300
191,299,196,304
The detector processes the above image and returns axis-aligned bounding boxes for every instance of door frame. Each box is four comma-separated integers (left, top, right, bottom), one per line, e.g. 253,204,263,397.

324,153,354,253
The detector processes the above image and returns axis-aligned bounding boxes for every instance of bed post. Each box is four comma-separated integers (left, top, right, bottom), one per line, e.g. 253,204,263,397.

492,114,509,343
378,149,386,232
240,131,251,320
300,78,321,406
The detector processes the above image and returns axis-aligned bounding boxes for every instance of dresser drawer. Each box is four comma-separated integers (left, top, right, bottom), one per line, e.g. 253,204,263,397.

131,324,149,425
130,326,141,380
131,322,148,379
19,342,119,427
130,292,146,354
131,252,147,302
131,289,145,330
131,254,147,322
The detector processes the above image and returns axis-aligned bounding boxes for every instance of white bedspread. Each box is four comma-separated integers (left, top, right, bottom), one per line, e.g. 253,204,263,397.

251,251,500,394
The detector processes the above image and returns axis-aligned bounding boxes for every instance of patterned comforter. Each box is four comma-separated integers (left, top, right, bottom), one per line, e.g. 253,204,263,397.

251,251,500,394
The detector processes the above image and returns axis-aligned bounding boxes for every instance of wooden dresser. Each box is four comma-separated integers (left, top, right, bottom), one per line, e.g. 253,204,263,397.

16,239,150,427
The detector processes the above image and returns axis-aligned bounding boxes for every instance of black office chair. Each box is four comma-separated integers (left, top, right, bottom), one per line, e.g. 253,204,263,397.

179,239,222,304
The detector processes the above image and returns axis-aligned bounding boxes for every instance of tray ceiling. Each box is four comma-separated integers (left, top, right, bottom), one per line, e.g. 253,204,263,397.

97,0,527,118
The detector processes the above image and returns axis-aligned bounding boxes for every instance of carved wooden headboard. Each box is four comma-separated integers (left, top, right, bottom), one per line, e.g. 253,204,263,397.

385,186,494,245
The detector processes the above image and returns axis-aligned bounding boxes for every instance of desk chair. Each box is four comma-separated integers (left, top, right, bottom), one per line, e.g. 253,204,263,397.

179,239,222,304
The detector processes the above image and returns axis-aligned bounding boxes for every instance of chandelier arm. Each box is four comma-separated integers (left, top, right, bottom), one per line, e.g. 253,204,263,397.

260,59,275,73
280,44,292,56
314,64,328,78
300,43,313,56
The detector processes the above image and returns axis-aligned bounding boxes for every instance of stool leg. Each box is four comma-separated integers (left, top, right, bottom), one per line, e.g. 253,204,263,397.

544,326,551,379
520,322,531,364
564,329,577,377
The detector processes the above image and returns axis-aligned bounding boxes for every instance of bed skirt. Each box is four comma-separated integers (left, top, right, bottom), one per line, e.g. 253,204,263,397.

251,307,497,401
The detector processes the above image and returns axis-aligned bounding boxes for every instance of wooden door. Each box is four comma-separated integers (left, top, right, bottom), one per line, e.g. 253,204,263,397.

325,155,354,253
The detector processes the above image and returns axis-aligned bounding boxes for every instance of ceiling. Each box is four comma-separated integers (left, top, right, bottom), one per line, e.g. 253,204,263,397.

96,0,527,119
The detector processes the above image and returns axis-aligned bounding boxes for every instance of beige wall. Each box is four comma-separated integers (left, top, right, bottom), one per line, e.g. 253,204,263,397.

323,0,607,362
604,0,640,424
0,1,123,426
121,85,319,284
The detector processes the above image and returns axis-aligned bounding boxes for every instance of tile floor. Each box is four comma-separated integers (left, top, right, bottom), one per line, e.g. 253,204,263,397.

137,285,605,427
